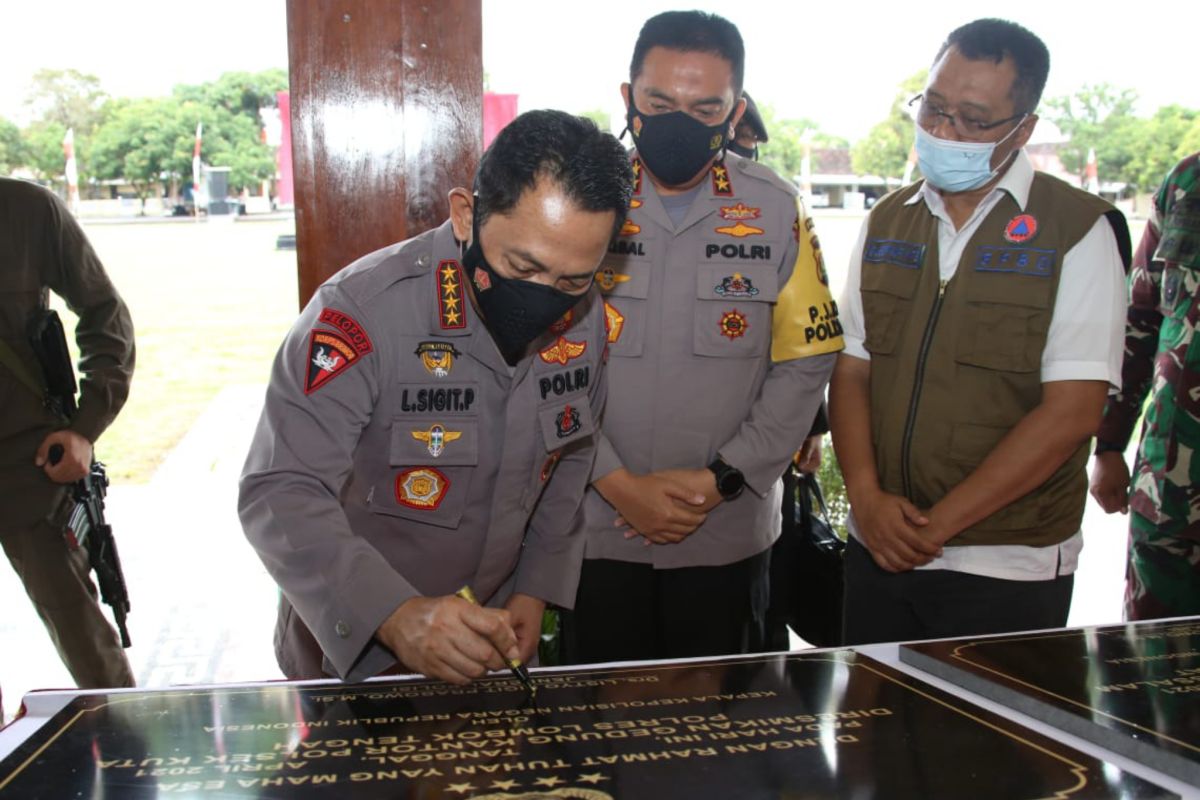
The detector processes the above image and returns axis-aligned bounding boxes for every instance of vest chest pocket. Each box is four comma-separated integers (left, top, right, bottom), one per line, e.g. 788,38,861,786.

954,272,1054,374
367,418,479,528
693,263,776,357
860,262,920,356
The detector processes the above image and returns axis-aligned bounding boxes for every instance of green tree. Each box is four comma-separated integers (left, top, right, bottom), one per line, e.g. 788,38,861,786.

1127,105,1200,191
0,117,26,176
23,68,110,137
19,120,69,184
1045,83,1141,187
579,108,611,132
851,70,927,179
756,103,848,182
173,69,288,124
89,98,183,211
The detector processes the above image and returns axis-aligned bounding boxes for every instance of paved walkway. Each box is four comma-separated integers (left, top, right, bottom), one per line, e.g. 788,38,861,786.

0,386,1133,722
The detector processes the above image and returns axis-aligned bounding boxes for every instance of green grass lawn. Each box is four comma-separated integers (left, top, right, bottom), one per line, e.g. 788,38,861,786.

58,218,300,483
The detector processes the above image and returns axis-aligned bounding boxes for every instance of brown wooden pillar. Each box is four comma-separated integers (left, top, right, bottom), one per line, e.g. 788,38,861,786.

286,0,482,308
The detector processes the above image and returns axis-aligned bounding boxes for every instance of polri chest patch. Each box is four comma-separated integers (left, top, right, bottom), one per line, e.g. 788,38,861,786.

395,467,449,510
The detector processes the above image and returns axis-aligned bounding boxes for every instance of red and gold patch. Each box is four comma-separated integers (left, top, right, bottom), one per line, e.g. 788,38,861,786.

719,309,749,341
603,301,625,344
630,198,643,209
304,328,361,395
619,218,642,237
715,221,765,238
395,467,449,510
710,164,734,196
318,308,373,356
596,267,632,292
719,202,761,221
539,336,587,365
540,451,561,482
437,260,467,329
472,266,491,292
1004,213,1038,244
549,309,575,334
631,158,643,195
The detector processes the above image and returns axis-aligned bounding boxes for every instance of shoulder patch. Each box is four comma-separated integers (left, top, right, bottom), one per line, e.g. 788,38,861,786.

318,308,374,355
305,328,364,394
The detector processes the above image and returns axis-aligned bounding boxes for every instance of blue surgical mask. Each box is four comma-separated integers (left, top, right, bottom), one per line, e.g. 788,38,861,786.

914,123,1022,193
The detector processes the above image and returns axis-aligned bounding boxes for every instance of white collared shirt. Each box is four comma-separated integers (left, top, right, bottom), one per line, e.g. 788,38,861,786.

838,150,1126,580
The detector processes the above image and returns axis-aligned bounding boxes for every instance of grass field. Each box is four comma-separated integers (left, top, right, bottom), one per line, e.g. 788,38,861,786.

60,217,300,483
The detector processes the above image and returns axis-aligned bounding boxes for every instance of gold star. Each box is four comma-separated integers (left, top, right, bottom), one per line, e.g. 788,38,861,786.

441,264,457,279
444,310,461,325
490,779,521,790
715,176,731,191
443,295,460,310
445,782,476,795
533,776,565,788
578,773,610,784
632,160,642,175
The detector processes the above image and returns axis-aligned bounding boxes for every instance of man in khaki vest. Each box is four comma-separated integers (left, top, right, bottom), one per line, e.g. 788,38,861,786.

830,19,1131,644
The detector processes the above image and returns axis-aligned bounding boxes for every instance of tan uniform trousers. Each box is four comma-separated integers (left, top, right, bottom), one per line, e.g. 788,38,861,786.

2,511,134,689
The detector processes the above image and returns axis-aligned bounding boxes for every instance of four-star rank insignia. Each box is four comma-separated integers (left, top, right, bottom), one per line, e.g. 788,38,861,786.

415,341,460,377
603,300,625,344
596,267,632,292
556,404,582,438
1004,213,1038,244
539,336,587,366
714,272,760,298
719,309,749,340
437,260,467,329
710,163,734,196
411,423,462,458
395,467,449,510
305,328,361,395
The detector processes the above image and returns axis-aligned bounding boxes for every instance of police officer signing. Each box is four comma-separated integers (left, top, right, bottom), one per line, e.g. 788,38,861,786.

239,111,633,684
830,19,1130,645
562,11,842,664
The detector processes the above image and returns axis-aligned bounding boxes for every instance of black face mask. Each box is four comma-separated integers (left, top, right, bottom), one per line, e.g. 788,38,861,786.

626,98,732,186
462,210,584,365
727,140,758,161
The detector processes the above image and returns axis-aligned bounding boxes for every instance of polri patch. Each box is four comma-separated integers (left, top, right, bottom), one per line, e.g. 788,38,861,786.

714,273,759,298
711,164,734,196
604,301,624,343
304,328,362,395
556,405,582,438
318,308,373,356
1004,214,1038,244
415,341,460,377
719,309,749,340
411,423,462,458
974,246,1056,277
539,336,587,366
864,239,925,270
437,260,467,329
395,467,449,510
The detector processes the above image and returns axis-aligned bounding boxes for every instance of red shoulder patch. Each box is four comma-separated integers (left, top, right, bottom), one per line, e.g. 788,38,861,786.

318,308,373,355
305,328,362,394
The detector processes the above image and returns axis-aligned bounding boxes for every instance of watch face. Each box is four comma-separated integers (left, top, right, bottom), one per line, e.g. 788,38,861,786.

719,467,744,497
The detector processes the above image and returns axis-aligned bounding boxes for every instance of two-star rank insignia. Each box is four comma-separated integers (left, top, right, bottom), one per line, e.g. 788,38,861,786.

415,341,459,377
719,309,749,340
556,405,582,438
596,267,632,292
395,467,449,510
305,328,362,395
539,336,587,365
631,158,643,194
437,260,466,329
711,164,734,196
603,301,625,344
411,423,462,458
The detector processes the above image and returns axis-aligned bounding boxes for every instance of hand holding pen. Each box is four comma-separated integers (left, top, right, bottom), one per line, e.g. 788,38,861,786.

456,586,538,697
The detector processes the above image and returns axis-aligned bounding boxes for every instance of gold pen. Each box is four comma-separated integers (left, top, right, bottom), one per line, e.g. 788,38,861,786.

454,585,537,697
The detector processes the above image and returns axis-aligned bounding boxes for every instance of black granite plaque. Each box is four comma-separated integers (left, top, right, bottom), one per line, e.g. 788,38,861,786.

901,618,1200,786
0,651,1176,799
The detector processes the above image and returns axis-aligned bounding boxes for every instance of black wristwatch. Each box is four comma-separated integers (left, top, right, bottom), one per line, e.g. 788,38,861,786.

707,457,745,500
1094,440,1125,456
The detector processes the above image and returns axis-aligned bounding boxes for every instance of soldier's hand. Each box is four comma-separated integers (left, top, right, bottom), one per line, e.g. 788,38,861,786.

1089,451,1130,514
594,469,707,544
35,430,92,483
853,487,939,573
654,468,723,513
378,596,518,685
796,435,823,474
503,592,545,665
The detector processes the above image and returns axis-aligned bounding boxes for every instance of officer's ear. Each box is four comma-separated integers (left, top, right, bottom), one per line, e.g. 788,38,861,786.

620,82,632,114
448,188,474,245
728,97,747,138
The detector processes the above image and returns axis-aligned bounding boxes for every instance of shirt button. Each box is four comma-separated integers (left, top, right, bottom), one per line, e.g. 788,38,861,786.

335,621,351,639
417,255,429,267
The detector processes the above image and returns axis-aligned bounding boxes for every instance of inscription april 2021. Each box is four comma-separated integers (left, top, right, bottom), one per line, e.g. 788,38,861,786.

0,651,1175,799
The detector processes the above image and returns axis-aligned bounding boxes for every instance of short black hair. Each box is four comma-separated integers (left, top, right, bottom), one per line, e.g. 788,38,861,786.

936,18,1050,114
474,109,633,239
630,11,745,95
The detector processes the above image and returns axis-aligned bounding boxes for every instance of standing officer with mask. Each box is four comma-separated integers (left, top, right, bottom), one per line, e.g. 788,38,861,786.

562,11,841,664
240,111,633,684
830,19,1130,645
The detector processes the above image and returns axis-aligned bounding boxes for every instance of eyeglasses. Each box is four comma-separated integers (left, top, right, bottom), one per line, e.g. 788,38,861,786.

909,94,1026,140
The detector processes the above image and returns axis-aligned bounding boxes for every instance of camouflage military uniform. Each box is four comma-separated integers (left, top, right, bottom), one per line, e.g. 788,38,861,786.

1097,152,1200,620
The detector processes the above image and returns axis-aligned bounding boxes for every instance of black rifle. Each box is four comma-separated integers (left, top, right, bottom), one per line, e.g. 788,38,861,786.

30,308,132,648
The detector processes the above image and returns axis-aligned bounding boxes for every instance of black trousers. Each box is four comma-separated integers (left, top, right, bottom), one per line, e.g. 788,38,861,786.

561,550,770,665
842,537,1074,646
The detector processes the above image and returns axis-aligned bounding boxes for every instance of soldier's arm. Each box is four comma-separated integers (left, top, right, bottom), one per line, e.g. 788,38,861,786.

715,199,841,496
239,287,413,681
39,186,135,444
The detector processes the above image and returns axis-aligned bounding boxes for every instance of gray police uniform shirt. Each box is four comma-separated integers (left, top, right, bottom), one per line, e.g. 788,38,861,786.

239,220,607,681
585,155,843,569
